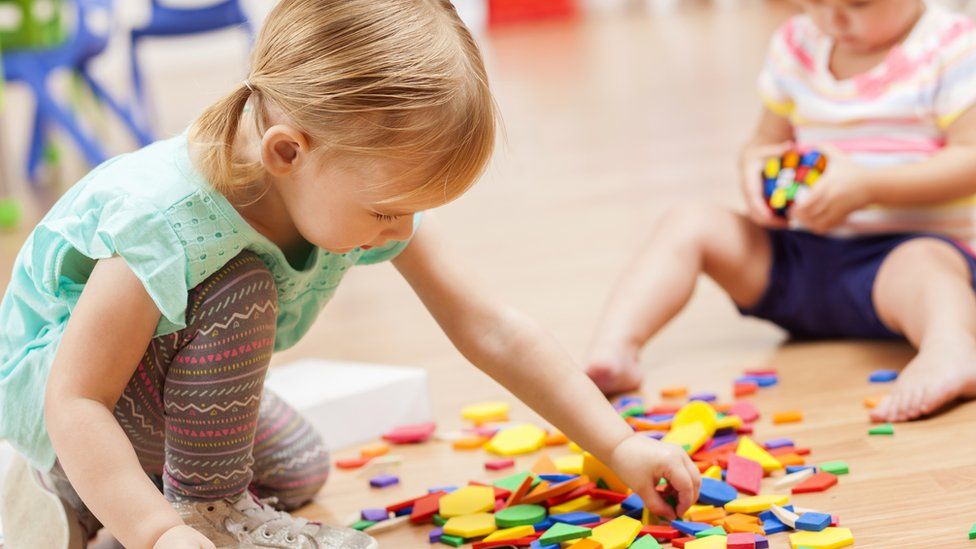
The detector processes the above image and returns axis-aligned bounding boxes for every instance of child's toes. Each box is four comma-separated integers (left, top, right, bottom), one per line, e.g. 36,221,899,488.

869,398,892,422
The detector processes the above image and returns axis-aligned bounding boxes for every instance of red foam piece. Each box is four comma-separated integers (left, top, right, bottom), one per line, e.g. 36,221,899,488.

589,488,628,503
408,491,447,524
485,459,515,471
641,525,680,541
473,534,541,548
734,382,758,397
792,471,838,494
672,536,697,548
727,454,763,495
381,422,436,444
545,482,596,507
488,0,577,27
744,368,777,376
729,401,760,423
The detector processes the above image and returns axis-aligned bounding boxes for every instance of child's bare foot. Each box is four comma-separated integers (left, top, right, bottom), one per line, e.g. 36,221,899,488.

870,336,976,422
586,340,644,395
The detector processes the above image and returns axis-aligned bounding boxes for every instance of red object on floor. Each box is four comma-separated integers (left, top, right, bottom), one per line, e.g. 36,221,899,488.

488,0,577,27
792,471,839,494
485,458,515,471
382,422,436,444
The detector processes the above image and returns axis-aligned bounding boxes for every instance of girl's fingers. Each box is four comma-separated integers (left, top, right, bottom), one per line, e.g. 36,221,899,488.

641,486,677,521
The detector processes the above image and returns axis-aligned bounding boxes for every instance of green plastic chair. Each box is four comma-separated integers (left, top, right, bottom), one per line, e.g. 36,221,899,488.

0,0,65,50
0,48,24,230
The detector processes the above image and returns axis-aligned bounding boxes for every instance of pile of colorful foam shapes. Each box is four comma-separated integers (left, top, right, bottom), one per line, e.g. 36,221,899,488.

353,374,854,548
761,149,827,218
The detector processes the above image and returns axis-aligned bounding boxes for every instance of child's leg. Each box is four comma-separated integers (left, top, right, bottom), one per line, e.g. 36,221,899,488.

249,390,330,511
587,203,773,394
871,239,976,422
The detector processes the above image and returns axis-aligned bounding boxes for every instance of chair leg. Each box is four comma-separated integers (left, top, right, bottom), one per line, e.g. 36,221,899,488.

80,69,154,147
34,79,108,168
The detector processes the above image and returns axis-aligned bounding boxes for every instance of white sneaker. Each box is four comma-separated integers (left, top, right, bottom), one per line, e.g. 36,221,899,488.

173,493,378,549
0,454,86,549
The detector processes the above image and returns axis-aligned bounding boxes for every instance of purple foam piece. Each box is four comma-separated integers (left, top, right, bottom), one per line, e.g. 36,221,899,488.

361,508,389,522
689,392,717,402
763,438,794,450
369,474,399,488
755,534,769,549
429,527,444,543
644,431,665,440
615,396,644,410
707,434,739,450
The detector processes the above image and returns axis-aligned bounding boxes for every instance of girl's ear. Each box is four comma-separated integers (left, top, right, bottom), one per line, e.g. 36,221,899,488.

261,124,310,177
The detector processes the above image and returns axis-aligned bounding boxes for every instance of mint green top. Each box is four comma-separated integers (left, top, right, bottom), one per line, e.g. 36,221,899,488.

0,133,418,470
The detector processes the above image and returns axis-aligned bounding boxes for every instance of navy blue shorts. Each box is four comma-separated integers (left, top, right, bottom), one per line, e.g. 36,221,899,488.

739,231,976,339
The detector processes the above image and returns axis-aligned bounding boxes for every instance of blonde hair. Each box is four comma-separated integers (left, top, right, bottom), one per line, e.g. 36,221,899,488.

190,0,496,207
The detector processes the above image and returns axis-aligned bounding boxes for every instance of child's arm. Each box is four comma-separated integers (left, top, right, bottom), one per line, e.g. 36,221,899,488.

45,257,214,549
793,108,976,232
739,108,795,228
393,218,701,518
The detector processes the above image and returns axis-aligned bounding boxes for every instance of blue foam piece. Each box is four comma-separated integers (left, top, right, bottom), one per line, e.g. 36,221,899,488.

869,369,898,383
735,375,779,387
689,392,717,402
429,527,443,543
550,512,600,526
796,512,831,532
617,396,645,409
762,517,789,535
530,542,559,549
763,438,794,450
697,478,738,506
533,518,554,531
754,533,770,549
671,520,712,535
538,474,577,484
621,493,644,513
646,414,675,422
429,486,458,493
394,506,412,517
785,465,817,475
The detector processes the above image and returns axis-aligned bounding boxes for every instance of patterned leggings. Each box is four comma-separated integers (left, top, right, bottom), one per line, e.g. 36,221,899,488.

51,252,330,535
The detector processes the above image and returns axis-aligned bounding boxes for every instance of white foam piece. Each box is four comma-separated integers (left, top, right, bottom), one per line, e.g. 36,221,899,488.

263,359,431,452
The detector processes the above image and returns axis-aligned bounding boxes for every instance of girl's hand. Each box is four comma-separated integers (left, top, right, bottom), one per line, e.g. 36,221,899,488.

739,142,793,229
153,525,216,549
791,146,872,234
608,434,701,520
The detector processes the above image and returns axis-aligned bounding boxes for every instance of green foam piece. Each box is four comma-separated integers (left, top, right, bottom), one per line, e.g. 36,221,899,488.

493,471,539,492
538,522,591,544
432,514,447,526
621,405,645,417
0,199,21,230
350,519,375,531
820,460,849,476
439,533,465,547
596,478,609,490
869,423,894,436
969,522,976,540
495,504,547,528
695,526,727,538
631,535,663,548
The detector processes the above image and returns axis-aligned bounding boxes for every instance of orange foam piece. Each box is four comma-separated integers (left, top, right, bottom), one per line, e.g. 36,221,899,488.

453,436,490,450
545,430,569,446
360,442,390,458
772,410,803,424
734,382,758,398
505,473,535,507
792,471,838,494
776,453,805,467
661,386,688,398
335,456,371,469
864,395,883,409
688,507,727,524
520,476,590,505
626,417,671,431
531,454,560,475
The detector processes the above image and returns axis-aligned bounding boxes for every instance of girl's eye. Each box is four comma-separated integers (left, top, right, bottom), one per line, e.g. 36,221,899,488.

373,213,400,223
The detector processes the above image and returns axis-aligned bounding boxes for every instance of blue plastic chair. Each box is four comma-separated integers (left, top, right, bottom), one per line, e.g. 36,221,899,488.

2,0,153,183
129,0,253,132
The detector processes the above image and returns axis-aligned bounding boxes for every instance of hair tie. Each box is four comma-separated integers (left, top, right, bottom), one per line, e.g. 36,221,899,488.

243,79,254,93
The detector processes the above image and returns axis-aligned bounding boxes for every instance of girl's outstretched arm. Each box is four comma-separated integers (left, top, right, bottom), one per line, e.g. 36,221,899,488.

45,257,213,549
393,216,701,518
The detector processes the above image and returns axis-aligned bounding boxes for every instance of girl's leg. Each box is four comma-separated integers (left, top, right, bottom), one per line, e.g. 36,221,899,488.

587,203,773,394
249,390,330,511
871,239,976,422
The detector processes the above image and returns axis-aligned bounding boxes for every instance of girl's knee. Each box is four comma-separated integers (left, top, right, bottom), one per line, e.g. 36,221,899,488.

185,250,278,330
881,238,969,280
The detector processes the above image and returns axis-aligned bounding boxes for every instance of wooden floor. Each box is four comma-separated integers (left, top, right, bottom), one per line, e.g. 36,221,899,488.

2,1,975,547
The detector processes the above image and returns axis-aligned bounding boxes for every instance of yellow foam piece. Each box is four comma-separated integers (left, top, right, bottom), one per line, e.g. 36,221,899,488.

703,465,723,480
736,436,784,473
789,527,855,549
724,494,791,514
461,401,510,424
686,535,728,548
582,453,629,493
589,515,642,549
672,401,718,435
554,454,584,475
716,414,743,430
549,495,602,515
481,524,534,542
662,422,709,454
438,486,496,518
594,503,622,518
486,424,546,456
568,441,583,453
442,513,497,538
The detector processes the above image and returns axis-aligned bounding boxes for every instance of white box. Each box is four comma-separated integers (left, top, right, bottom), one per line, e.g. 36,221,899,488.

264,359,432,451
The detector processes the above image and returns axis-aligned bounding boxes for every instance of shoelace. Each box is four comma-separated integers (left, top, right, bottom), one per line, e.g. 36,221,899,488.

228,494,311,541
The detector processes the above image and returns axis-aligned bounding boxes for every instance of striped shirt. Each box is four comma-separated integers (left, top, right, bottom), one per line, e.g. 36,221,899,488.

759,2,976,241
